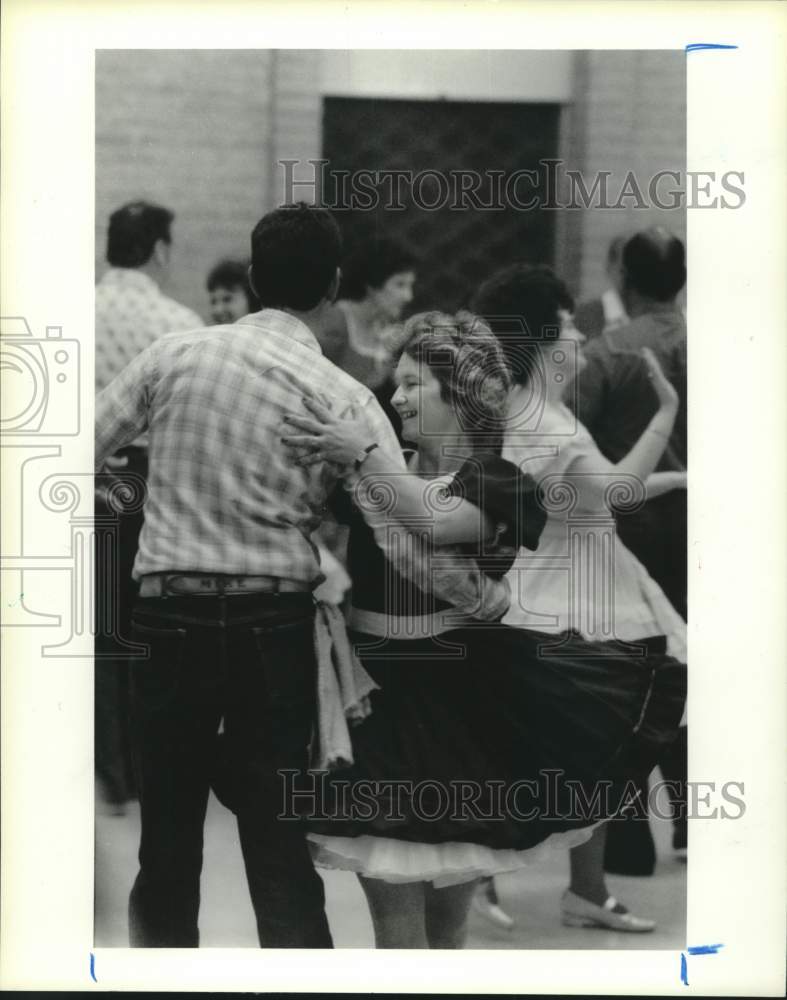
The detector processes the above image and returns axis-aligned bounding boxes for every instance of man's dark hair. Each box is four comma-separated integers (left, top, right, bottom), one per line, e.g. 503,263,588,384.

622,228,686,302
339,238,417,301
469,264,575,387
250,203,342,311
106,200,174,268
206,258,260,310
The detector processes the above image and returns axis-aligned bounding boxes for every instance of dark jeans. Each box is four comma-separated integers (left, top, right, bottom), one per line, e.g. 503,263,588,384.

616,491,687,621
94,447,148,805
604,725,688,874
607,491,690,873
127,593,333,949
617,492,688,823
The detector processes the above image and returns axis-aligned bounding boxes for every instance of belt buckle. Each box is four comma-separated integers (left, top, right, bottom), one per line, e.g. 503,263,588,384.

151,573,290,597
163,574,216,596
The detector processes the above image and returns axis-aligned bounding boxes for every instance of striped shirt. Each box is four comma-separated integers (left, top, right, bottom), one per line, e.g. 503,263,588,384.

95,309,404,583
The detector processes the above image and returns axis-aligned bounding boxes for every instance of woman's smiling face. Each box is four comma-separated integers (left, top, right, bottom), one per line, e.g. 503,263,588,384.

390,353,460,446
209,284,250,324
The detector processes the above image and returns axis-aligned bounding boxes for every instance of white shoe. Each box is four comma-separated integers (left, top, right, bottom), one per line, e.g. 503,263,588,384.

561,889,656,932
472,894,515,929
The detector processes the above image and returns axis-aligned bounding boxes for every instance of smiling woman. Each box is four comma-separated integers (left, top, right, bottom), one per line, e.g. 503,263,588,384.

205,258,259,325
390,310,512,455
273,308,686,950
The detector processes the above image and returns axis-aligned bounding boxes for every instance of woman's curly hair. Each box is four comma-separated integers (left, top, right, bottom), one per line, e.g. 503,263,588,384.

397,310,512,453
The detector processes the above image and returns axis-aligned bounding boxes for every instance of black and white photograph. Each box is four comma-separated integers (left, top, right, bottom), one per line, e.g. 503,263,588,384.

1,1,785,995
93,47,691,952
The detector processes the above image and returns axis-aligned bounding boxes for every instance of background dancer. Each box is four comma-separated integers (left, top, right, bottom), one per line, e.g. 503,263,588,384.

95,201,202,814
205,257,260,325
472,263,687,932
318,237,418,440
572,229,688,872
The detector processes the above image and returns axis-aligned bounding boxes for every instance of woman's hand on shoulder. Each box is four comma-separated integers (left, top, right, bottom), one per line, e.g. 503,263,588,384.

280,392,372,470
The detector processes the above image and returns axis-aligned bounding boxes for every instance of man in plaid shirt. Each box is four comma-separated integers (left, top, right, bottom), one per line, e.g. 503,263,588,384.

94,201,203,814
96,204,411,948
97,202,511,948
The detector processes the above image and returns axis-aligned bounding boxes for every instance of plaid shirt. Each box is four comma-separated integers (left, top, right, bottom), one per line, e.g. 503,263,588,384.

95,268,202,393
95,309,404,583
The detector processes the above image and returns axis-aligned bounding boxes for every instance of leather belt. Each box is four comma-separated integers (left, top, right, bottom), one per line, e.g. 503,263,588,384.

139,573,313,597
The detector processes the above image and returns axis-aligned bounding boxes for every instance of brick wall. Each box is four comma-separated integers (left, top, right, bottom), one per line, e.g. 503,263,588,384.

558,50,687,300
273,50,322,200
96,50,685,317
95,50,321,320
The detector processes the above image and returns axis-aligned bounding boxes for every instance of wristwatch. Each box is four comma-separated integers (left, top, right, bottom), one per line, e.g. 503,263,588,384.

353,442,379,471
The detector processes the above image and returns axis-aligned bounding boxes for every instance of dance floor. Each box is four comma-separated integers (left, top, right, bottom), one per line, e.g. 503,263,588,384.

95,780,686,950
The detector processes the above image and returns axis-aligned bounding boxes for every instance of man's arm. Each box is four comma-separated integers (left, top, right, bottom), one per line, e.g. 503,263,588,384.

95,345,155,470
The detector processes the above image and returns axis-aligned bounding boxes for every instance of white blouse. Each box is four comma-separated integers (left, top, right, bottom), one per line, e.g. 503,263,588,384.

501,394,686,660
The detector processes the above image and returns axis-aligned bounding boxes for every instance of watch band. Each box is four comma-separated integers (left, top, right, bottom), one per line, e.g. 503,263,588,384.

354,442,379,471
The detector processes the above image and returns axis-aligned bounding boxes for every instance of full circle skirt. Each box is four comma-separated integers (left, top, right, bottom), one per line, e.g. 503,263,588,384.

305,625,686,884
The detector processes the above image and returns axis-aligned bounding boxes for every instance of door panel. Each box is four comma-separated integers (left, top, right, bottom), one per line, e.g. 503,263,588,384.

322,96,560,313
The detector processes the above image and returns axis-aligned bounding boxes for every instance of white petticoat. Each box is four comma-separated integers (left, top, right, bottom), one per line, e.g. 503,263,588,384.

308,826,599,888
